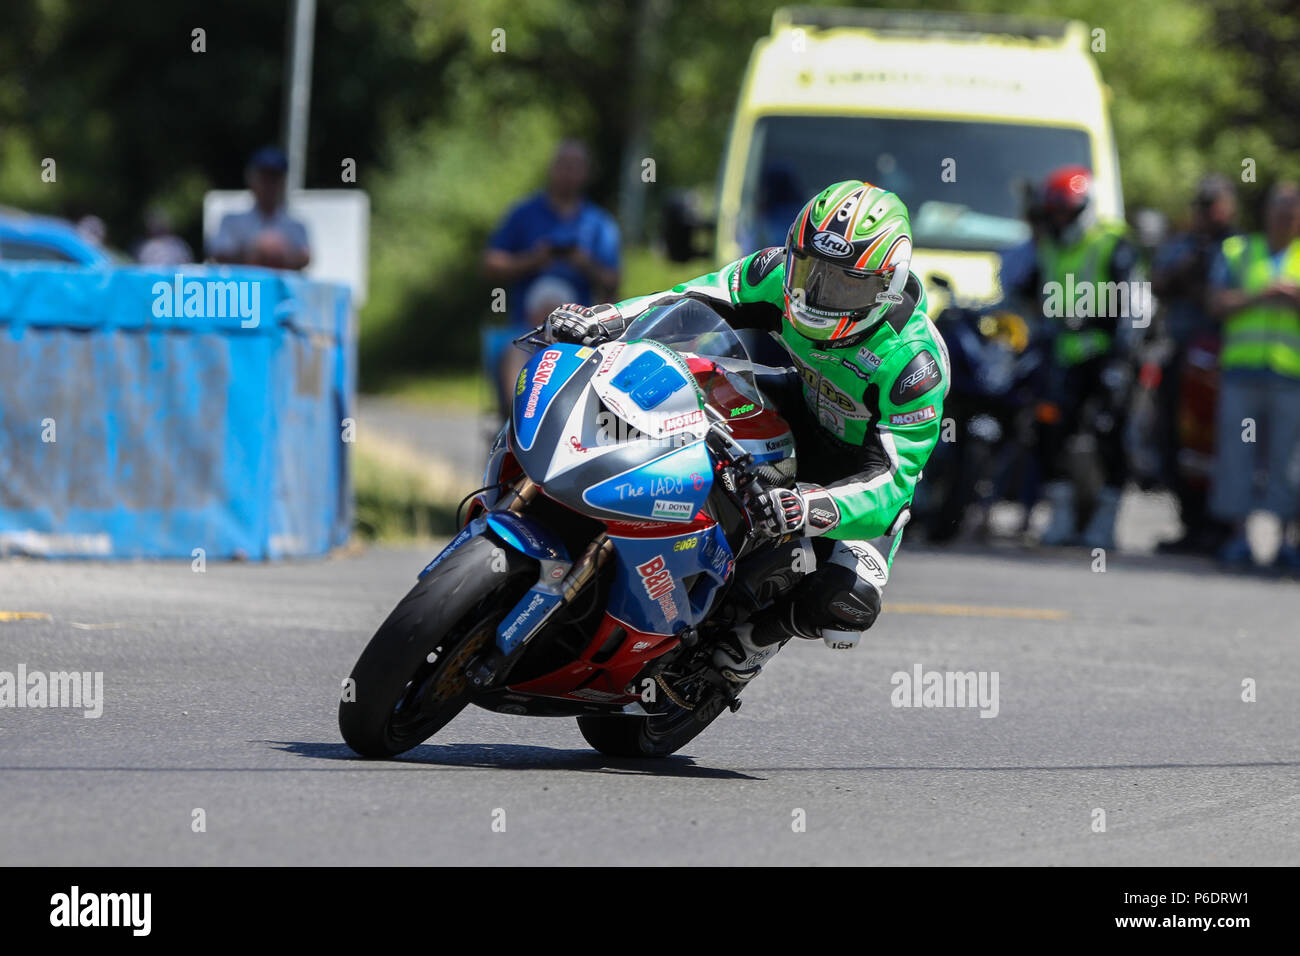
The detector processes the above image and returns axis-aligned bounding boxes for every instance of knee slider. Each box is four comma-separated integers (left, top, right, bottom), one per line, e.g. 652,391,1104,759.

829,580,881,631
792,563,881,634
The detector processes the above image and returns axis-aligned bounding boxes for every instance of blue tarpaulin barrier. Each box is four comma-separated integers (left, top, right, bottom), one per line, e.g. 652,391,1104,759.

0,264,355,559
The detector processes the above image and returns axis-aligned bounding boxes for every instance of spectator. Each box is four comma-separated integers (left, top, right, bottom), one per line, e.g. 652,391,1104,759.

1207,182,1300,568
75,215,107,248
494,275,581,410
134,207,193,266
482,139,621,328
209,146,310,270
1150,175,1238,554
1028,166,1141,549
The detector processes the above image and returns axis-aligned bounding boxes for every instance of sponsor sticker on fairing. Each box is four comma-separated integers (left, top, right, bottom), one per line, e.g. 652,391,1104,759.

635,555,680,622
660,408,705,432
524,349,563,419
889,405,936,426
651,499,692,519
596,342,626,376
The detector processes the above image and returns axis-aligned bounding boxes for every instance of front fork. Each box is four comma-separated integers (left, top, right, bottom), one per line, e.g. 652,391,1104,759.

459,476,617,688
467,531,615,690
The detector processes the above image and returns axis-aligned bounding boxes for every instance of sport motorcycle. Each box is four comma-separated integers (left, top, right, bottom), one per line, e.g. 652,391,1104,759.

918,278,1045,541
339,298,812,758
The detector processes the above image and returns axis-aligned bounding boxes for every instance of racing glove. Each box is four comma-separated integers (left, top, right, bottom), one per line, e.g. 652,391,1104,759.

747,482,841,538
545,303,627,346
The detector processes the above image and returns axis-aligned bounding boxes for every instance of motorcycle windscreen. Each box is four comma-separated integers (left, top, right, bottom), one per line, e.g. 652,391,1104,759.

620,299,766,423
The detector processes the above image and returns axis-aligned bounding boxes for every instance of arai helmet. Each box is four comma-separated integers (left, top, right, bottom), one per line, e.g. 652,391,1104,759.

783,180,913,345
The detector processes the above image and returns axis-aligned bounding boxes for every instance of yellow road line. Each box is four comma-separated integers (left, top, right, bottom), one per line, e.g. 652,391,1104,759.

0,611,52,622
885,602,1069,621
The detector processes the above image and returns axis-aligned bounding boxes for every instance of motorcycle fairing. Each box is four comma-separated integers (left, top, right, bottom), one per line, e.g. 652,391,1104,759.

509,348,703,511
484,510,568,562
512,344,595,452
603,521,733,635
579,439,714,524
484,511,573,654
417,517,487,580
588,339,709,442
503,610,679,704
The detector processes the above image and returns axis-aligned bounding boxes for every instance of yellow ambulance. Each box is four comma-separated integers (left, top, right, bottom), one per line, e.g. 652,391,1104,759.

715,7,1123,308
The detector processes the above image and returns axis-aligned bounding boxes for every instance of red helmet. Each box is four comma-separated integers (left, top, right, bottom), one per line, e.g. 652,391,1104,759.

1041,165,1093,223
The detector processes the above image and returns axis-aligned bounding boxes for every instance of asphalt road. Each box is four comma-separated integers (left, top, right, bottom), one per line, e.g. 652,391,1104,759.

1,543,1297,866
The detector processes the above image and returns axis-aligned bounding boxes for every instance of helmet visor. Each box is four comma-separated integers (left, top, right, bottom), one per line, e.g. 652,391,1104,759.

786,250,890,317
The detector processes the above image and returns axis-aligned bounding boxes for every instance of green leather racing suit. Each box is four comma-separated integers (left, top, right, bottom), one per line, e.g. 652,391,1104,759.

610,246,951,644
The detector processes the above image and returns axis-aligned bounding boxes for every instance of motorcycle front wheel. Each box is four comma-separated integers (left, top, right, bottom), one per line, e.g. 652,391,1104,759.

339,534,534,758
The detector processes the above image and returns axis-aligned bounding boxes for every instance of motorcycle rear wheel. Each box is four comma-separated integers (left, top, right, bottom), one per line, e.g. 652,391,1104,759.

576,693,728,758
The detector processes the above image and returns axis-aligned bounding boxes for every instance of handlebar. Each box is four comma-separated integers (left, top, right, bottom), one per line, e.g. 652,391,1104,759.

511,325,551,354
704,413,779,546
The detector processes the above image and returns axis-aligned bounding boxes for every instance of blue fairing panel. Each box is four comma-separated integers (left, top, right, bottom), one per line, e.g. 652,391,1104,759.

418,517,487,578
496,588,566,653
604,524,733,635
484,511,569,562
580,439,713,523
512,344,590,451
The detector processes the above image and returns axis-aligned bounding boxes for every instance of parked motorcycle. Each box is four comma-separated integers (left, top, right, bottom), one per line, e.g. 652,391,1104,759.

1128,327,1223,551
918,277,1045,541
339,299,809,759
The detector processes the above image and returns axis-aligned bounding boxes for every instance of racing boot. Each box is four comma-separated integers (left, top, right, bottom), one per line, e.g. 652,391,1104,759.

1081,485,1122,551
1038,480,1078,546
713,621,785,683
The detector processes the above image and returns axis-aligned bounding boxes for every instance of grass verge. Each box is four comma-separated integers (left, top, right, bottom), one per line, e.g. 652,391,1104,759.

352,433,469,541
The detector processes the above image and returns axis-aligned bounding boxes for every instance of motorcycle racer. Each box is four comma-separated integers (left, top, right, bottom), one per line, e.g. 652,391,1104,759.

544,181,949,681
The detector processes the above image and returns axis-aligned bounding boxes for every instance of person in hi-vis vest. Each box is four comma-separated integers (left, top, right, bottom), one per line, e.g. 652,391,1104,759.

1030,166,1142,550
1207,182,1300,569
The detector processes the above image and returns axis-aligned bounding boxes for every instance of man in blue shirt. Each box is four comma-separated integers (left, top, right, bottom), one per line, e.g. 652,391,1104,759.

483,140,621,326
482,139,621,405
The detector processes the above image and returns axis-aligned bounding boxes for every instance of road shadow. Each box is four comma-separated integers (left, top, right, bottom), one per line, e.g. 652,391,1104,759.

265,740,757,779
